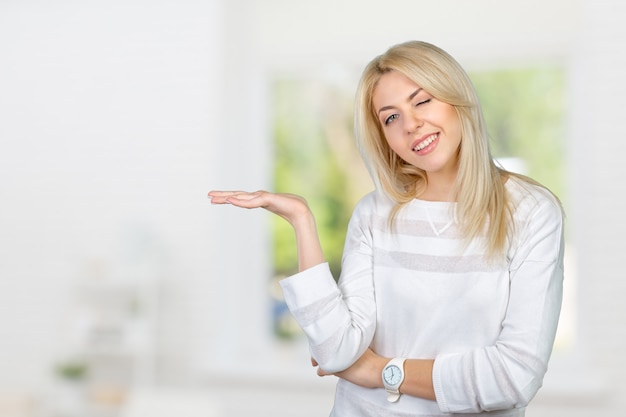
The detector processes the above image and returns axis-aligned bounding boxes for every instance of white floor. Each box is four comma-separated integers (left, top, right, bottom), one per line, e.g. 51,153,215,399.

121,379,336,417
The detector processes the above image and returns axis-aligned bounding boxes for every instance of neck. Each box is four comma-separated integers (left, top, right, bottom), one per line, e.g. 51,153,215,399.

419,172,457,202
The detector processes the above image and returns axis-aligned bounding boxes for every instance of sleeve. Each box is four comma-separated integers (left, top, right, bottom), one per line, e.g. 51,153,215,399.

432,193,565,413
279,195,377,373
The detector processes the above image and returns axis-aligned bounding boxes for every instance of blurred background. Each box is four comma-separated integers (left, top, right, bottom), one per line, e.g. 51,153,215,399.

1,0,625,416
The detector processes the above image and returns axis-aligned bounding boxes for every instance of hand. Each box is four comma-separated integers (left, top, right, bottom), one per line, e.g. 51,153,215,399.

209,190,325,271
208,190,311,227
311,348,387,389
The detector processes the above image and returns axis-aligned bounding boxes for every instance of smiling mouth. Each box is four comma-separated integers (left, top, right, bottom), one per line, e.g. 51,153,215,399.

412,133,438,152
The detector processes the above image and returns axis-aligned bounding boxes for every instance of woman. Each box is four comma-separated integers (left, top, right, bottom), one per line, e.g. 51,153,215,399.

209,41,564,416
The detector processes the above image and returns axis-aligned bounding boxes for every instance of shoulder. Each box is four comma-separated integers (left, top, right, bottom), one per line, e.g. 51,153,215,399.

346,190,396,234
506,175,563,220
506,177,561,210
505,176,565,266
352,189,394,216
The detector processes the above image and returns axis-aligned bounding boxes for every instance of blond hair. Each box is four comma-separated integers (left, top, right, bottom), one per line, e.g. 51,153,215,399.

354,41,526,258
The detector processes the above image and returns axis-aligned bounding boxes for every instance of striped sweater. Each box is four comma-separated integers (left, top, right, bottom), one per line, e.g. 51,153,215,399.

280,177,564,416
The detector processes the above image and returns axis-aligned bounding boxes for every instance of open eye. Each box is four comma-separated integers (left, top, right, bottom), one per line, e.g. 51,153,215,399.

384,114,399,126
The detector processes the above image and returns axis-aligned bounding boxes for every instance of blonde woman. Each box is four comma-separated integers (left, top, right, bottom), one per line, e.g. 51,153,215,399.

209,41,564,416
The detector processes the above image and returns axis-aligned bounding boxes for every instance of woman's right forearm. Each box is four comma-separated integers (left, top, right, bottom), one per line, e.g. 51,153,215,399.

291,210,325,272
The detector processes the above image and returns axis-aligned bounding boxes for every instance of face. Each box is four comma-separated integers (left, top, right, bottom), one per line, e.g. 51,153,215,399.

372,70,462,180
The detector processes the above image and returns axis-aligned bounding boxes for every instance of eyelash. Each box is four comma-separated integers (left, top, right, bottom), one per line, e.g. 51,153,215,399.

383,99,431,126
384,114,399,125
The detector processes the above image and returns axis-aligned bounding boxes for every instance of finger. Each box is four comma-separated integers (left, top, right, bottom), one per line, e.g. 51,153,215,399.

209,190,260,205
223,193,267,209
208,191,236,204
208,190,268,200
208,190,247,199
226,192,266,202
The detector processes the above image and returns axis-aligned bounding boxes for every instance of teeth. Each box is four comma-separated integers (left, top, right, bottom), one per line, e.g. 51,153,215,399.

413,134,437,151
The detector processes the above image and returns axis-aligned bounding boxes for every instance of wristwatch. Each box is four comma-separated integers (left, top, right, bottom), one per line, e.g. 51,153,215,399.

382,357,406,402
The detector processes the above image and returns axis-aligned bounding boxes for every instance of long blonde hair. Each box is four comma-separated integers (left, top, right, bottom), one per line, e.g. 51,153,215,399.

354,41,523,258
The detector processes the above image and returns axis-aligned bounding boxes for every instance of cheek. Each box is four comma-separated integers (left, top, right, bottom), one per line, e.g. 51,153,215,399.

382,125,403,146
452,120,463,143
383,133,404,155
375,127,395,155
441,112,462,143
448,110,462,134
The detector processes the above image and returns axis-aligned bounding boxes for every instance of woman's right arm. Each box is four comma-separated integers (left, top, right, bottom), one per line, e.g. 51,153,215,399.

209,190,378,372
208,190,325,272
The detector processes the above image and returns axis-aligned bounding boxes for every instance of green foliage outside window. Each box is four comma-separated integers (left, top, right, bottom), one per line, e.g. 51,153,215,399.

271,78,371,279
470,68,565,198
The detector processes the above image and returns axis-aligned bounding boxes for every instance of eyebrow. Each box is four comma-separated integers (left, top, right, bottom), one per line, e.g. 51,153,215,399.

377,88,423,114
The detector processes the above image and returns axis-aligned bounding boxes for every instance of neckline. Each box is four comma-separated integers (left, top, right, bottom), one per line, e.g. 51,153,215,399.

409,198,456,208
422,203,456,236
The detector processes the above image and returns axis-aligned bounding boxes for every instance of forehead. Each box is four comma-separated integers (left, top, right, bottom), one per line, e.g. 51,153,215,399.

372,71,422,108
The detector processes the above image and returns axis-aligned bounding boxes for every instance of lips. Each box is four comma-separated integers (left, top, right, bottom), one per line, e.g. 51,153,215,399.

412,133,438,152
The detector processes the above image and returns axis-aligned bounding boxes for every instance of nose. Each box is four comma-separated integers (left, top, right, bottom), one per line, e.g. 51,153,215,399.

405,112,424,135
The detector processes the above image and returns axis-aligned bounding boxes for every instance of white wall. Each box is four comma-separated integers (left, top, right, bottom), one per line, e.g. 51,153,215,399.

0,0,224,390
253,0,580,71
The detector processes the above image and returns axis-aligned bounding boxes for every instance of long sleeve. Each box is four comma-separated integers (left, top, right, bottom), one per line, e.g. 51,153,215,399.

280,195,378,372
432,188,565,413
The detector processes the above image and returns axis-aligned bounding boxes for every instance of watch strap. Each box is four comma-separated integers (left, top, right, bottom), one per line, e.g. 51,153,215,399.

382,357,406,402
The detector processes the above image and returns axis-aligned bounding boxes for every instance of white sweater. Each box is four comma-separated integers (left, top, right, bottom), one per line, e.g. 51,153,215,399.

280,177,564,416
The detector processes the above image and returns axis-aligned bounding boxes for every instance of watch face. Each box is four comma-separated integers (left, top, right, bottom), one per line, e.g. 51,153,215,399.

383,364,402,385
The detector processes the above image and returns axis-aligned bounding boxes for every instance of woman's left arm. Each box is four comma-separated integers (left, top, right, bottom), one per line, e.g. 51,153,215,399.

431,196,565,413
318,194,565,412
315,349,437,401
